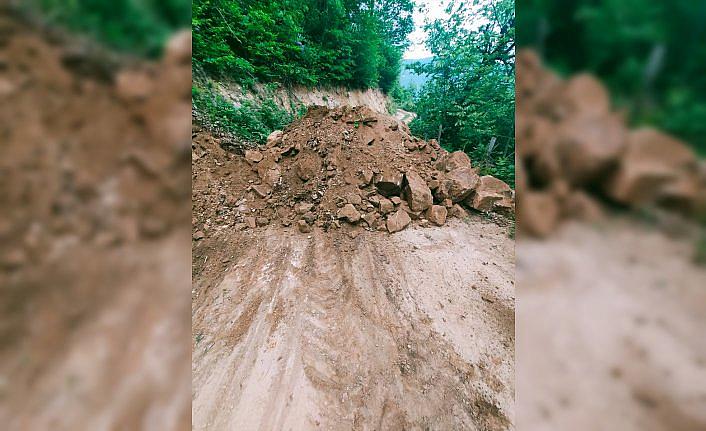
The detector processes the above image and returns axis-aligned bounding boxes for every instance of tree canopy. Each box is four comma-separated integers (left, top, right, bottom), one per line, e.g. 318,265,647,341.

192,0,414,91
406,0,515,185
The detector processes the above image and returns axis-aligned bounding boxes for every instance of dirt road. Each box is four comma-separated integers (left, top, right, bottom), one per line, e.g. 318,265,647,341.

517,219,706,431
192,218,515,430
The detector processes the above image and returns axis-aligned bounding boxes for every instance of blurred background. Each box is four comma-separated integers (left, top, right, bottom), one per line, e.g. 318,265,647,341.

515,1,706,430
0,1,191,429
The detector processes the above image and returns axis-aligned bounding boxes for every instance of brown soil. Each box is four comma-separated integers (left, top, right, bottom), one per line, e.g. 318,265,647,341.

192,105,512,238
192,218,515,430
0,9,191,429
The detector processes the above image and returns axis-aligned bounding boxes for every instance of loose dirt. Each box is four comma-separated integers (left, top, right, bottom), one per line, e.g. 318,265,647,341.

192,218,515,430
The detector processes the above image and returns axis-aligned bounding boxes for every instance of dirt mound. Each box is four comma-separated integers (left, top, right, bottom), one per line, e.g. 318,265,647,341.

516,49,706,237
192,106,513,238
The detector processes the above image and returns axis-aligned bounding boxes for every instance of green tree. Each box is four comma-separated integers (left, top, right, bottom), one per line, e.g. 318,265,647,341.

409,0,515,185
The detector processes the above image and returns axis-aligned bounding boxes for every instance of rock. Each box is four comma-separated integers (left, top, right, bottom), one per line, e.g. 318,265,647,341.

337,204,361,223
245,149,263,163
359,169,374,186
362,212,378,227
295,202,314,215
426,205,448,226
427,179,440,190
563,191,604,221
517,191,560,237
257,163,281,187
387,210,411,233
606,128,697,207
404,170,433,212
256,217,269,227
405,141,418,151
302,212,317,224
442,199,453,208
294,152,321,182
244,217,257,229
450,204,468,218
375,169,404,197
346,193,363,206
436,151,472,172
267,130,284,147
437,167,480,202
399,201,422,219
563,73,611,117
297,220,312,233
252,184,271,198
468,175,513,211
1,249,27,270
555,114,626,185
379,197,394,214
391,197,402,205
193,230,205,240
115,69,152,101
368,195,381,207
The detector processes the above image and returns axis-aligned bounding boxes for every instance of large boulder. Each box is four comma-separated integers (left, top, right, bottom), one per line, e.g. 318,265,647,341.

386,210,411,233
426,205,447,226
435,151,472,172
562,74,611,118
375,169,404,197
517,191,560,237
606,128,697,207
554,114,626,185
467,175,513,211
436,167,480,202
404,170,433,212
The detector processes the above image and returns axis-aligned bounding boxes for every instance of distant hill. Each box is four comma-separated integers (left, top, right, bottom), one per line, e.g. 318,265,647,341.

399,57,432,89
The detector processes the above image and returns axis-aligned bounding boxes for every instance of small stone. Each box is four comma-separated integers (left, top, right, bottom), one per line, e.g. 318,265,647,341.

337,204,361,223
193,231,205,240
426,205,448,226
387,210,411,233
297,220,312,233
252,184,271,198
245,149,264,163
391,197,402,205
346,193,363,206
256,217,269,227
244,217,257,229
295,202,314,215
379,197,394,214
302,212,317,224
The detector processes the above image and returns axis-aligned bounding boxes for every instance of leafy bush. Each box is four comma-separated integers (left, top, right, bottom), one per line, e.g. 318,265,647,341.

192,84,302,146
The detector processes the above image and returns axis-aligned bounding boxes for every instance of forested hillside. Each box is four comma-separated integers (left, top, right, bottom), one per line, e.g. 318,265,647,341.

401,0,515,185
192,0,413,91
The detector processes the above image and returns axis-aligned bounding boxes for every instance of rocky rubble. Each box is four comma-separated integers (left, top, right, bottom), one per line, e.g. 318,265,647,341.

192,105,514,236
516,50,706,237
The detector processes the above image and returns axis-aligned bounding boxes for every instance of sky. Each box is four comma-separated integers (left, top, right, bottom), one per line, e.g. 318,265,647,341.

404,0,449,59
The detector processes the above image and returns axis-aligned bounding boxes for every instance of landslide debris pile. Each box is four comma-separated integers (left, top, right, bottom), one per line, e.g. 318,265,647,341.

516,50,706,237
192,106,514,236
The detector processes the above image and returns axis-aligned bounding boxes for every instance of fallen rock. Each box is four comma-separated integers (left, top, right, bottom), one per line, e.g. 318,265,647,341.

337,204,361,223
245,149,263,163
193,231,205,241
295,202,314,215
387,210,411,233
244,217,257,229
294,151,321,181
468,176,513,211
426,205,448,226
267,130,283,147
517,191,560,237
379,197,394,214
251,184,271,198
375,169,404,197
256,217,269,227
297,220,312,233
606,128,697,207
436,151,472,172
562,190,604,221
346,193,363,206
404,170,433,212
437,167,480,202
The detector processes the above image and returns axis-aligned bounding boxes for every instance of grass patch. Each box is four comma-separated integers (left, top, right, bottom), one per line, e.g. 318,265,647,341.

192,83,305,147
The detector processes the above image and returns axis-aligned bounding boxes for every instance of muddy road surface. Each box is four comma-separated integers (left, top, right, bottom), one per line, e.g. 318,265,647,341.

192,218,515,430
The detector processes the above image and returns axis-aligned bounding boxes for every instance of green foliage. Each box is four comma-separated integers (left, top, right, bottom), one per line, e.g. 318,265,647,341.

26,0,190,57
408,0,515,186
517,0,706,155
192,0,414,91
192,83,301,146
